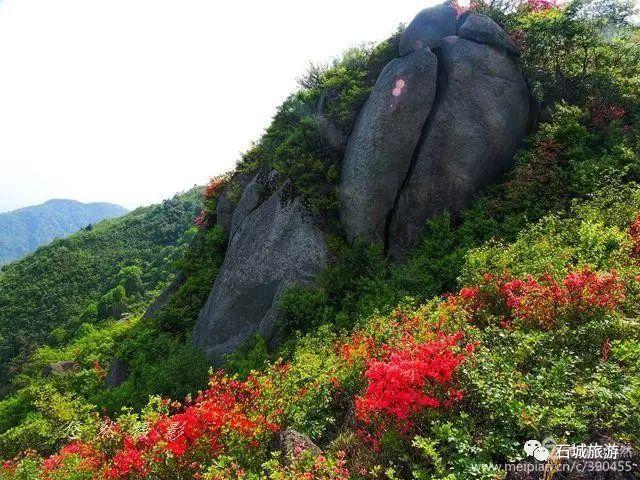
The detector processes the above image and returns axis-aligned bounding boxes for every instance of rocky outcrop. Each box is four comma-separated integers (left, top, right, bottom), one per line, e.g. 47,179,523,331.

229,169,280,241
398,4,458,55
193,180,328,365
458,12,519,56
270,428,322,465
104,358,129,389
216,173,253,235
339,48,438,244
388,35,529,255
340,4,529,256
193,4,529,365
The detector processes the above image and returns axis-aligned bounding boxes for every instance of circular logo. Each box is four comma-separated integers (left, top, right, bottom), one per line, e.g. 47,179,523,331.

534,446,550,461
524,440,541,456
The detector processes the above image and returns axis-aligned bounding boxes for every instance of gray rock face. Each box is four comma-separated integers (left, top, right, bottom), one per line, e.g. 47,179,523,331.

229,169,280,240
104,358,129,389
399,4,458,56
339,48,438,244
216,173,253,235
270,428,322,465
193,181,328,365
388,36,529,255
458,12,519,56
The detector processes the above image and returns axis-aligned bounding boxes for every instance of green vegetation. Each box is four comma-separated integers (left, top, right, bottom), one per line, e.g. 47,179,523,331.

0,189,202,390
0,199,127,267
0,209,228,458
1,0,640,478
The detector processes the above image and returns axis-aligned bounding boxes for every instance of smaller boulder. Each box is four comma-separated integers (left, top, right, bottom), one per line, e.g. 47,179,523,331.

399,4,458,55
458,12,519,56
43,361,79,377
270,428,321,465
104,358,129,389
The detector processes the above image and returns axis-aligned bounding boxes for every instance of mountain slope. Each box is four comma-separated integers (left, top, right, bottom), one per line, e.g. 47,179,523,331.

0,199,128,266
1,0,640,478
0,189,202,390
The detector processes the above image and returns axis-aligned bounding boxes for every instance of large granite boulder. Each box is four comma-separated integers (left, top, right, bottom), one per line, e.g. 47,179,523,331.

339,48,438,244
193,181,328,364
398,4,458,56
458,12,519,56
388,36,529,256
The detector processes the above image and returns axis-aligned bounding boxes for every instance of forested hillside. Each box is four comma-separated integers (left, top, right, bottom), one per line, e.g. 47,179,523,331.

1,0,640,479
0,189,202,391
0,200,127,266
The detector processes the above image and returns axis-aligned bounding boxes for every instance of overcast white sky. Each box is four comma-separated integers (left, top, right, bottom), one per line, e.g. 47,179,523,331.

0,0,440,212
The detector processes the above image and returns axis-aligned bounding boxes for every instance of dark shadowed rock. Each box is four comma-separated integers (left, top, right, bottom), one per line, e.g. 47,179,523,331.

270,428,322,465
216,173,253,235
399,4,458,56
104,358,129,389
458,12,519,56
388,36,529,256
339,48,438,245
193,181,328,365
43,361,79,377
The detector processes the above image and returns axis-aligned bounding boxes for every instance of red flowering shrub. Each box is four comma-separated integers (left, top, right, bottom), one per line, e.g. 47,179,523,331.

355,333,470,438
456,268,626,330
563,267,625,312
500,273,567,328
204,177,226,201
194,209,209,229
195,175,228,229
525,0,555,11
41,442,104,479
36,372,284,479
590,104,626,127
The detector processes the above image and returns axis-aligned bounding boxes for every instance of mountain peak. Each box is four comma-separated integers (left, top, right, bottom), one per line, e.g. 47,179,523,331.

0,199,128,265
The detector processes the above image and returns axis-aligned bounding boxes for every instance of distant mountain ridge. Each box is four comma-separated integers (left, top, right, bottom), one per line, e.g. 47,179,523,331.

0,199,127,266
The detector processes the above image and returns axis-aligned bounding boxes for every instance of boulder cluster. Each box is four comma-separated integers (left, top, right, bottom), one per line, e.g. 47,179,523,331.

192,4,531,364
340,4,530,255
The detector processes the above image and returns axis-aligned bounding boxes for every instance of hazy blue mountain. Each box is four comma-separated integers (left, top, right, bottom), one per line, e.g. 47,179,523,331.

0,199,127,265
